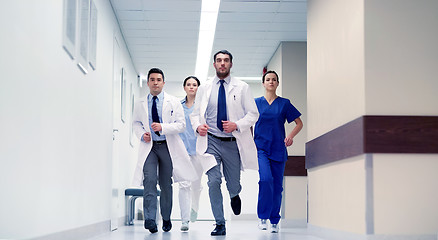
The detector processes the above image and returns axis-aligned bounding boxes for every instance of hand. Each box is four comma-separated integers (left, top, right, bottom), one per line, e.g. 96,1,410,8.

222,121,237,133
284,136,293,147
197,124,209,136
151,122,162,132
143,132,151,142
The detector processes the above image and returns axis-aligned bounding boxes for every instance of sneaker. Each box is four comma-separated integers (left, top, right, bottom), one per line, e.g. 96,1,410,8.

190,209,198,222
271,224,279,233
258,219,267,230
181,221,189,231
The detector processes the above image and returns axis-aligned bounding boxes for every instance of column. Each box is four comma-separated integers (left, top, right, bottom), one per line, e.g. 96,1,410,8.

307,0,438,239
268,41,308,227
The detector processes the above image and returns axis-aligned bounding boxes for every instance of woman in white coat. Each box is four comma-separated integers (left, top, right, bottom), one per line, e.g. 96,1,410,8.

177,76,205,231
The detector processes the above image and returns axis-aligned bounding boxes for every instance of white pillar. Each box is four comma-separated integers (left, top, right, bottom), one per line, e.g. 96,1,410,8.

268,42,308,227
307,0,438,239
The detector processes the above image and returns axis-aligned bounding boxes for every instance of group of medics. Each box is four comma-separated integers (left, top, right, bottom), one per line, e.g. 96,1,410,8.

132,50,303,236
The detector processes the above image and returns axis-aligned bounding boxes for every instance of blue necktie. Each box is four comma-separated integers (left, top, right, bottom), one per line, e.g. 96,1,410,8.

217,80,227,131
152,96,160,136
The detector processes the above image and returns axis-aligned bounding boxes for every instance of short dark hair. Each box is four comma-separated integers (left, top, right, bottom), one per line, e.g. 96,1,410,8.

213,50,233,63
183,76,200,87
147,68,165,81
262,70,279,83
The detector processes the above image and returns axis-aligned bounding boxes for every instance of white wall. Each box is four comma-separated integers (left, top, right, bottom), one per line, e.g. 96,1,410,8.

307,0,365,141
268,44,283,96
307,0,438,238
0,0,139,239
268,42,308,155
308,156,367,234
363,1,438,235
281,42,307,156
373,154,438,235
284,177,307,221
364,0,438,115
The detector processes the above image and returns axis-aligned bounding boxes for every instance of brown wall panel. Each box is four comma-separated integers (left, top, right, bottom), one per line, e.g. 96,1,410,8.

364,116,438,153
284,156,307,176
306,116,438,169
305,117,364,169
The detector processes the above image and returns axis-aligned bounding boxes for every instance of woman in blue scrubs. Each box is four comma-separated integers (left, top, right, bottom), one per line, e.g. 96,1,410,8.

254,70,303,233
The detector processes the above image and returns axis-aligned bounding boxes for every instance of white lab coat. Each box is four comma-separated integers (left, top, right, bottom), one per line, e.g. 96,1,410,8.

132,92,197,186
190,76,259,172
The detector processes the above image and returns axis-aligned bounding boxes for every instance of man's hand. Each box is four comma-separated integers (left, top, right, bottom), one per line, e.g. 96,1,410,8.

197,124,209,136
142,132,151,142
151,122,162,132
222,121,237,133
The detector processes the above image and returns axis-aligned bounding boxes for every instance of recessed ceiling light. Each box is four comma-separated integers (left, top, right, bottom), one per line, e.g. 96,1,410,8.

194,0,221,82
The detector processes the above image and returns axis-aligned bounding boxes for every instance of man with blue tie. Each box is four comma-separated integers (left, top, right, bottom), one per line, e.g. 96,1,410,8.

132,68,196,234
190,50,259,236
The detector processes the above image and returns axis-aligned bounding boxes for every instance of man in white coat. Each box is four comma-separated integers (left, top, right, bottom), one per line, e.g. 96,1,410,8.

190,50,259,236
132,68,196,234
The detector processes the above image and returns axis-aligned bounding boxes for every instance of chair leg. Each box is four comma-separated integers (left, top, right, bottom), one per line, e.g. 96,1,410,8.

125,196,130,225
125,196,138,225
131,196,138,225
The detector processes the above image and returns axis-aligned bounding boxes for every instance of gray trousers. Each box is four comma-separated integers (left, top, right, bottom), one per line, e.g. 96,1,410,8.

206,135,242,225
143,141,173,221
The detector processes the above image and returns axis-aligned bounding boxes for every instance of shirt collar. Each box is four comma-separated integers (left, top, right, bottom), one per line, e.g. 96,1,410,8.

148,91,164,102
215,75,231,85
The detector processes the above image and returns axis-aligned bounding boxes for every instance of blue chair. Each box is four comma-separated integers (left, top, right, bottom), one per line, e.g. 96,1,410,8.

125,188,161,225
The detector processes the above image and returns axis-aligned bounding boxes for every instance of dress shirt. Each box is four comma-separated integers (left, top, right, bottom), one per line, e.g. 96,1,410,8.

148,92,166,141
206,76,233,137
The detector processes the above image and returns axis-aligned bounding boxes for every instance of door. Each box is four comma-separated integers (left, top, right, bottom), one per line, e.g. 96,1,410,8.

111,36,121,230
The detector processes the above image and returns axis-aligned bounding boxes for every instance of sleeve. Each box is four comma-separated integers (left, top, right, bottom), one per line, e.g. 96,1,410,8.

189,85,205,134
132,101,149,140
285,99,302,123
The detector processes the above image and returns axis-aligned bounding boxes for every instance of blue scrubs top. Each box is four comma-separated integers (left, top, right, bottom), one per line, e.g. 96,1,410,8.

179,98,196,156
254,96,301,162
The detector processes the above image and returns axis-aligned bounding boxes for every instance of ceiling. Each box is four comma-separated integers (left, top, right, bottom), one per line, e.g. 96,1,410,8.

110,0,307,82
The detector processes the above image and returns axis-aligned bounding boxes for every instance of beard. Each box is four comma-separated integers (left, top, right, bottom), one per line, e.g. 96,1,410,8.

216,69,230,79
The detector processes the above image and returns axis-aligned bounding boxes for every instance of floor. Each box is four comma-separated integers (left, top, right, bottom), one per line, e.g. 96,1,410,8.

87,220,325,240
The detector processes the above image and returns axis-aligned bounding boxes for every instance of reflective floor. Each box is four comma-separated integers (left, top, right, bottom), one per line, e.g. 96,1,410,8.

87,220,325,240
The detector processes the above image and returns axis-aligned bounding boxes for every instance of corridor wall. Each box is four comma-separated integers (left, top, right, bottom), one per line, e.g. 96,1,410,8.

307,0,438,239
0,0,139,239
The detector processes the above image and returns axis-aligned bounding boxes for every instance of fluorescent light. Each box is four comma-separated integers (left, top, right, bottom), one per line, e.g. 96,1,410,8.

195,0,221,82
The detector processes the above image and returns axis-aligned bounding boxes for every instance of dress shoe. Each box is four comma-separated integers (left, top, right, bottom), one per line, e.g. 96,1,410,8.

211,224,226,236
162,219,172,232
144,219,158,233
230,195,241,215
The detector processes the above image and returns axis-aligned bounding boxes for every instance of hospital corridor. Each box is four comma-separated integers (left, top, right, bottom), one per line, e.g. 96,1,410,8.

1,0,437,240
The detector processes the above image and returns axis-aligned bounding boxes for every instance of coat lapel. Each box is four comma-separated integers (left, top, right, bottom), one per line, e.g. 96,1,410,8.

142,98,150,126
227,77,237,95
162,92,170,122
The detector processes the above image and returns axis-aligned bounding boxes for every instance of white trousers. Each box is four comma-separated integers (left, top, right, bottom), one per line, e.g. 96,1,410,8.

178,155,203,222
